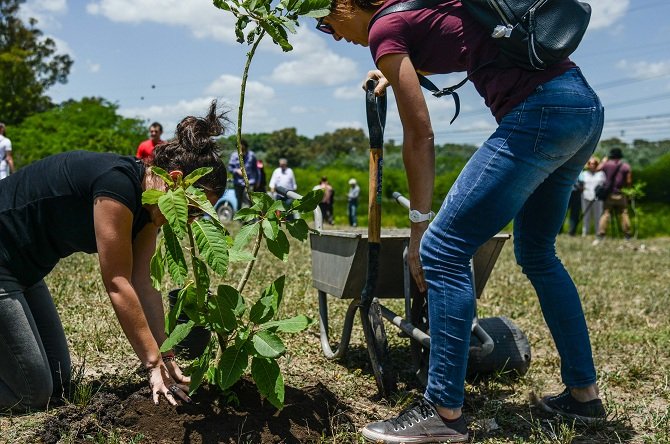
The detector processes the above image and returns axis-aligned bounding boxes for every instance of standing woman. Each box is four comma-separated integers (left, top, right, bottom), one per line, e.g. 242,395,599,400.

579,157,606,236
317,0,605,441
0,102,228,412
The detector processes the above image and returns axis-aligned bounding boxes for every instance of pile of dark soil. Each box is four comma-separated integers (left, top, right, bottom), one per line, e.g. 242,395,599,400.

40,379,353,443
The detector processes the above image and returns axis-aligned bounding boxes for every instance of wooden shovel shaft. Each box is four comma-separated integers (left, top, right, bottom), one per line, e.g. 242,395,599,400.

368,147,383,244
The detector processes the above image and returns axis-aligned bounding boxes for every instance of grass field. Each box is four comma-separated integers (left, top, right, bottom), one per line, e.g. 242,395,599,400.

1,230,669,443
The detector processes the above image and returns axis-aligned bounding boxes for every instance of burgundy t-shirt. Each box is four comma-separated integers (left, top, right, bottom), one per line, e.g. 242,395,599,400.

368,0,576,122
600,160,631,194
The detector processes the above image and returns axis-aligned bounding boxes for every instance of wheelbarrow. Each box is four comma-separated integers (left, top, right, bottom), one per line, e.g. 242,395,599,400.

276,186,531,396
275,80,530,396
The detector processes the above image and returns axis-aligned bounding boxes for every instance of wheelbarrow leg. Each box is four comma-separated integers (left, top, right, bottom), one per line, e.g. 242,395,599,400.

318,290,359,360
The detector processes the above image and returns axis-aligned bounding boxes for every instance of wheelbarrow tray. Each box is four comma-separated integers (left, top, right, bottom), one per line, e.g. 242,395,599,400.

310,229,509,299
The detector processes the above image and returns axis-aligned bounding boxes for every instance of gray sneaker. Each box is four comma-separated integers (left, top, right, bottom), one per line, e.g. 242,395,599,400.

361,397,469,443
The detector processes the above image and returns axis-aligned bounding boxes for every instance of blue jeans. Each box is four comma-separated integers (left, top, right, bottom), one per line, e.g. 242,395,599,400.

348,199,358,226
0,265,71,412
420,68,604,409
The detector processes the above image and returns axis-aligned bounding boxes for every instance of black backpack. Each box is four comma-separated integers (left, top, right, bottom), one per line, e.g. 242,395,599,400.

368,0,592,122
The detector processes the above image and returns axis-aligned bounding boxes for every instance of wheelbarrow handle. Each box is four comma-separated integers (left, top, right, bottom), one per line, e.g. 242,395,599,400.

392,191,411,210
274,186,323,231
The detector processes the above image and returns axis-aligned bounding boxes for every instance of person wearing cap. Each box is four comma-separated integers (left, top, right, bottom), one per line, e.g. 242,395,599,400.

596,148,633,241
0,123,15,179
347,178,360,227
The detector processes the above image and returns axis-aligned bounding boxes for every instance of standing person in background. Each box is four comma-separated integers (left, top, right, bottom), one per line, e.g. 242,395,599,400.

314,176,334,224
317,0,606,440
269,158,298,220
255,159,267,193
228,139,258,208
0,102,228,412
136,122,164,164
565,179,583,236
0,123,15,179
347,178,360,227
596,148,633,241
579,157,605,237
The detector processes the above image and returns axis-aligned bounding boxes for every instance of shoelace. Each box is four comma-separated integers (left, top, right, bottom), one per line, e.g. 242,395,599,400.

389,399,435,430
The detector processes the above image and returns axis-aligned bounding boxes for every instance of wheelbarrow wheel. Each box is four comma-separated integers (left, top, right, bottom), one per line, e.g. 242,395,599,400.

410,290,430,387
467,316,531,381
362,300,397,397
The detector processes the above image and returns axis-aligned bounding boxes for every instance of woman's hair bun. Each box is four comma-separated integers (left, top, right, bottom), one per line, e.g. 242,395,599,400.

176,100,227,155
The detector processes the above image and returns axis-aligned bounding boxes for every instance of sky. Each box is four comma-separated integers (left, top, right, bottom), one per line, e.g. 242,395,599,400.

17,0,670,146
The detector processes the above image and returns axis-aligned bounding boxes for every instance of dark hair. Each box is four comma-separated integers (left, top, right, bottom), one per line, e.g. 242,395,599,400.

331,0,383,18
152,100,228,195
150,122,163,132
609,148,623,160
240,138,249,149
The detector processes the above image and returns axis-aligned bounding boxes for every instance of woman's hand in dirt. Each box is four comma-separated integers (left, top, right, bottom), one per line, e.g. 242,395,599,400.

409,223,429,293
362,70,389,96
148,363,191,406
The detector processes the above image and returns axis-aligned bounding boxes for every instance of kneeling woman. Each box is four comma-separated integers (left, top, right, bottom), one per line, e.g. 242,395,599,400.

0,102,228,412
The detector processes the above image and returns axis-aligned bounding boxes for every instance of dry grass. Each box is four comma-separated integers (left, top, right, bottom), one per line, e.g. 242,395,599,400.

1,230,669,443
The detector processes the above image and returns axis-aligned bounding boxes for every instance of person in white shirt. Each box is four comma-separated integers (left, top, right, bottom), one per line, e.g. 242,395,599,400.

268,158,297,199
578,157,606,236
0,123,15,179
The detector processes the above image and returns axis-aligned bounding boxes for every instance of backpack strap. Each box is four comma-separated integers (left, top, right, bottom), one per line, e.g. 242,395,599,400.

368,0,494,124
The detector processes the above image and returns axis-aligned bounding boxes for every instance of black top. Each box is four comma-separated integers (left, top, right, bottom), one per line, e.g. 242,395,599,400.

0,151,150,286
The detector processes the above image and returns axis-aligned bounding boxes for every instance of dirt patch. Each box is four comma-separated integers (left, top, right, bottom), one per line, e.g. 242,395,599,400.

39,379,354,443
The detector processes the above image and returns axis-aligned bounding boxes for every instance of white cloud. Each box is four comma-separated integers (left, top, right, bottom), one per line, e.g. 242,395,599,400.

87,61,101,73
86,0,236,42
270,28,359,86
205,74,275,101
326,120,363,130
616,60,670,80
290,105,308,113
20,0,67,29
333,85,362,100
588,0,629,29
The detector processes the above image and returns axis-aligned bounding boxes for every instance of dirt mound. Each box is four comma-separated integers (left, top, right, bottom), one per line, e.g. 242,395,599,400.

40,379,353,443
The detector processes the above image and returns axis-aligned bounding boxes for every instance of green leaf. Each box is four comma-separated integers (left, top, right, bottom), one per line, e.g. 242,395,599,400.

286,218,309,241
149,244,165,291
262,218,279,241
259,20,293,52
296,0,331,15
191,256,210,307
187,186,221,225
142,188,165,205
232,221,260,250
229,249,256,263
150,166,172,186
233,207,260,222
251,330,285,358
261,315,312,333
183,167,213,187
249,275,285,324
192,218,229,276
217,345,249,391
206,288,238,334
160,320,194,353
251,357,284,410
292,188,323,212
250,192,275,212
266,229,290,261
166,285,190,334
217,284,246,317
158,188,188,239
188,339,215,394
163,224,188,286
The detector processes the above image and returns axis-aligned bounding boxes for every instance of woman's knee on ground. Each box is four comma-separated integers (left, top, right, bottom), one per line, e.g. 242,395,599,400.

1,363,54,412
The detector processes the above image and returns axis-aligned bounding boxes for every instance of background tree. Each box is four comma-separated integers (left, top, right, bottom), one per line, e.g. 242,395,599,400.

11,97,146,167
0,0,73,124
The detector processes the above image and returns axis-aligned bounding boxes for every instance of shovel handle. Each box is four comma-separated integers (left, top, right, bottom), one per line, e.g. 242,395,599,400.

366,79,386,244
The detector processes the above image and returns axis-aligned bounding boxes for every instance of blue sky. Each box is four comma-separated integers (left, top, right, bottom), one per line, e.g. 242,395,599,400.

20,0,670,146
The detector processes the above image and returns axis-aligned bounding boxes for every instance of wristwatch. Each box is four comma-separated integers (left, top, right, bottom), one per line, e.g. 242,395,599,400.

409,209,435,223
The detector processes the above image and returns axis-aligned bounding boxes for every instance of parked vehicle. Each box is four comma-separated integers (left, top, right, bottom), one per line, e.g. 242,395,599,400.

214,186,238,222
